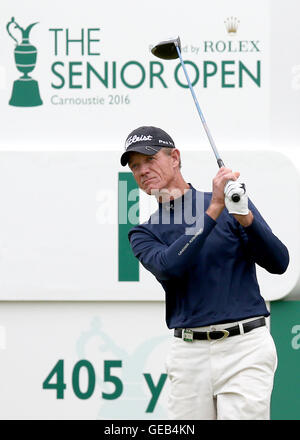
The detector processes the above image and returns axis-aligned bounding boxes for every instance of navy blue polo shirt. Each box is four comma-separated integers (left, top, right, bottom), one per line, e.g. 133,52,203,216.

128,184,289,329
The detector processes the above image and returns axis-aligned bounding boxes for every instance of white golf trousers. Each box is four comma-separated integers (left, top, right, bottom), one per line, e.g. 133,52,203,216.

165,318,278,420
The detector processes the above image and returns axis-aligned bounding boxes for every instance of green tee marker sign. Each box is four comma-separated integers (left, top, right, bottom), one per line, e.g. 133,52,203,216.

118,172,139,281
271,300,300,420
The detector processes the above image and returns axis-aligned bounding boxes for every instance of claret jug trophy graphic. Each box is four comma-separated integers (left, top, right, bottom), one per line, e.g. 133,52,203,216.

7,17,43,107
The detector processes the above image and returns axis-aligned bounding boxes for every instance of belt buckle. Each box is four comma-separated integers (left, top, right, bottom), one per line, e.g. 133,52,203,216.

207,329,230,341
182,329,193,342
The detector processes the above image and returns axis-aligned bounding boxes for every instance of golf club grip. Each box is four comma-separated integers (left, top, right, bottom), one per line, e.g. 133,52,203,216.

231,193,241,203
217,160,240,202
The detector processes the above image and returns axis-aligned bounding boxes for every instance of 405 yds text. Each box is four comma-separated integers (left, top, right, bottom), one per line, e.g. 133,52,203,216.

42,359,167,413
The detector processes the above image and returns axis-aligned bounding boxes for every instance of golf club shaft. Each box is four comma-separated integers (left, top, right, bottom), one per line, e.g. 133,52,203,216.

175,42,241,203
175,45,224,169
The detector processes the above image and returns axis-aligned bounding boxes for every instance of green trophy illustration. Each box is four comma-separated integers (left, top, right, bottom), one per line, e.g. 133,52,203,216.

7,17,43,107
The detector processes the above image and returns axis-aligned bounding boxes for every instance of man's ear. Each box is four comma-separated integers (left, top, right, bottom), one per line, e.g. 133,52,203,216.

171,149,181,168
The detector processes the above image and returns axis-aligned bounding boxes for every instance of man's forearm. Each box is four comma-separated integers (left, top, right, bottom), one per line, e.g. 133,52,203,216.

206,203,224,221
129,213,217,280
206,198,254,227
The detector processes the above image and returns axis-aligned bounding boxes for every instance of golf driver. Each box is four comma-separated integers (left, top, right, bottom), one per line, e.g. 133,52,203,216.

151,36,241,203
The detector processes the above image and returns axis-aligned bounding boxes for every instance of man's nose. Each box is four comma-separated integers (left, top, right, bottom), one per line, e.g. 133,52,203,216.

139,162,150,176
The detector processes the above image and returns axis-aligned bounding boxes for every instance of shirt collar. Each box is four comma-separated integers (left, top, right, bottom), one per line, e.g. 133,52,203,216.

159,183,194,212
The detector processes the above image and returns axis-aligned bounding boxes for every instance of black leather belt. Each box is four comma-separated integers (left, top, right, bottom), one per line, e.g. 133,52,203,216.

174,317,266,342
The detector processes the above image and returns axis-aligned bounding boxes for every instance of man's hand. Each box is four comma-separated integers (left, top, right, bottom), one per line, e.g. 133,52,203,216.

206,167,240,220
224,180,254,227
224,181,249,215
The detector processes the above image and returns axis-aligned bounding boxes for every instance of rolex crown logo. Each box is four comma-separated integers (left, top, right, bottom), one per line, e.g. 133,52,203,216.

224,16,240,35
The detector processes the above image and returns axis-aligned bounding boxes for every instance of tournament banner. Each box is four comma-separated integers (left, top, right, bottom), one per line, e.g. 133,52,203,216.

0,0,270,149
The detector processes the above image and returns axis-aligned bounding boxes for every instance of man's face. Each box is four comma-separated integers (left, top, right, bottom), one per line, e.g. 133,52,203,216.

128,149,179,195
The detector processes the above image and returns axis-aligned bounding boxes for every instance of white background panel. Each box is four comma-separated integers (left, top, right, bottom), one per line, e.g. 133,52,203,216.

0,150,297,301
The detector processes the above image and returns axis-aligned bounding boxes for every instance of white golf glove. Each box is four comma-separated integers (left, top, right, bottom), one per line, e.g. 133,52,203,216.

224,180,249,215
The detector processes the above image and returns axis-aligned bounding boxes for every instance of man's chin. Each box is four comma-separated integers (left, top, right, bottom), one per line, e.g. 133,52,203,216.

142,182,160,195
144,186,169,197
143,186,159,195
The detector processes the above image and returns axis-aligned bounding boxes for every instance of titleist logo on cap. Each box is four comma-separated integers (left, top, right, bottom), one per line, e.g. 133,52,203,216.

125,135,153,149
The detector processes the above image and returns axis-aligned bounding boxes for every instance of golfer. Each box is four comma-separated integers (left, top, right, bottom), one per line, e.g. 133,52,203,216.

120,125,289,420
